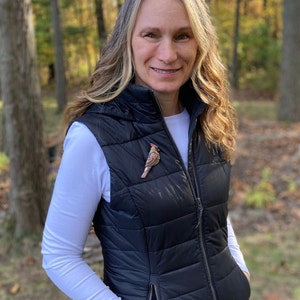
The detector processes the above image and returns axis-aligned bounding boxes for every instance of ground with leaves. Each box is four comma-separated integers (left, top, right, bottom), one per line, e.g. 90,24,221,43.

230,118,300,232
0,102,300,299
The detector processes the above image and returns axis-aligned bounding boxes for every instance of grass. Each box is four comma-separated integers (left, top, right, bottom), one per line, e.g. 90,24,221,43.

0,236,70,300
0,152,9,172
42,97,65,138
238,229,300,300
233,100,278,121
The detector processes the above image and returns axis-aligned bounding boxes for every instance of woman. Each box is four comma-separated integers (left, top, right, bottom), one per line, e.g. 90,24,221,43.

42,0,251,299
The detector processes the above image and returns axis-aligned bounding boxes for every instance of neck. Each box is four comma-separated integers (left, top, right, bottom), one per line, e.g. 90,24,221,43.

155,92,183,117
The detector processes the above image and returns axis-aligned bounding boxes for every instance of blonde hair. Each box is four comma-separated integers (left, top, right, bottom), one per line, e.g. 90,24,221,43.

65,0,237,159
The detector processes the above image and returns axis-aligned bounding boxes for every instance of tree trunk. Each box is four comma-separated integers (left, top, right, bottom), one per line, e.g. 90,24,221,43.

94,0,107,50
1,114,8,154
50,0,67,113
278,0,300,122
0,0,50,237
231,0,241,89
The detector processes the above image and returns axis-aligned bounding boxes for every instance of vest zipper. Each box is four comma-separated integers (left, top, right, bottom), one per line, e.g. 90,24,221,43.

190,138,217,300
153,94,217,300
148,284,153,300
154,284,160,300
148,284,160,300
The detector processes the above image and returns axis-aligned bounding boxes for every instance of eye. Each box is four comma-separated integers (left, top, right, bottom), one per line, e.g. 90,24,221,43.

175,34,190,41
144,32,158,39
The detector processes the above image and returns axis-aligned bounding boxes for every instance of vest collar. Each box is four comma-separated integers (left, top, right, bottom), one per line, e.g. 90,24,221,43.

87,81,207,125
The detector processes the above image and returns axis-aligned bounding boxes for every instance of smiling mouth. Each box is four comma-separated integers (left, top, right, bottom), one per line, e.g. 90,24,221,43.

152,68,181,74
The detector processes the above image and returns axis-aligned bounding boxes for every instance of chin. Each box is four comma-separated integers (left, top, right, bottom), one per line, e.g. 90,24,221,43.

150,83,181,92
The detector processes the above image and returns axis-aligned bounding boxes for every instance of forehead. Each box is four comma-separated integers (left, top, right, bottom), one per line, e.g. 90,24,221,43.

134,0,191,29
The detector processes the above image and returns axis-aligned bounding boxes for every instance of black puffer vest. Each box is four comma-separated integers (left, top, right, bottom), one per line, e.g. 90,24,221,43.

76,83,250,300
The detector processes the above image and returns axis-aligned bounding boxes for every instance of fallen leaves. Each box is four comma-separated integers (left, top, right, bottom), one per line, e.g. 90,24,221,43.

24,255,36,266
231,118,300,233
9,283,20,295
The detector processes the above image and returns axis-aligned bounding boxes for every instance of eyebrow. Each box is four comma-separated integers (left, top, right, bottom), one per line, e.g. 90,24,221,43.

140,26,193,32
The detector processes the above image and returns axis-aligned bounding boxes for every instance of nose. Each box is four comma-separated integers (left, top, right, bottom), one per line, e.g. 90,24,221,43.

157,39,177,64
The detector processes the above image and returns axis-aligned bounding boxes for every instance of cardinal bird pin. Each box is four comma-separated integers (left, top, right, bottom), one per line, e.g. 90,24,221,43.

141,143,160,179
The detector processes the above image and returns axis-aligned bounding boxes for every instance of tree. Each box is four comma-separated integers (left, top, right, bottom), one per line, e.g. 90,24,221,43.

231,0,241,89
50,0,68,113
95,0,107,50
0,0,50,237
32,0,54,85
278,0,300,122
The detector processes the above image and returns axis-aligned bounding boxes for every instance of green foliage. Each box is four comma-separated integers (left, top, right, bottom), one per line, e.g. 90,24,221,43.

293,287,300,299
210,1,282,93
0,152,9,172
32,0,100,86
239,23,281,91
245,167,276,208
32,0,53,66
30,0,283,91
32,0,54,86
210,2,236,71
61,0,76,9
283,176,297,193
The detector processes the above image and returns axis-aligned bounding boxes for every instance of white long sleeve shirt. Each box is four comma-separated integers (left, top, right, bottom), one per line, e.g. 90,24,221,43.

42,109,249,299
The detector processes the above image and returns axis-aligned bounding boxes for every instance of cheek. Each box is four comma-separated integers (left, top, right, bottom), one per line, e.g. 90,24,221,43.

187,50,198,70
179,44,198,65
132,39,155,63
131,39,140,65
132,43,142,62
132,48,153,71
189,47,198,62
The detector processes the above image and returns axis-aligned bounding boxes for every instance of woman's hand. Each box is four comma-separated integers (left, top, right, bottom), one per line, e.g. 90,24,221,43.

243,271,250,282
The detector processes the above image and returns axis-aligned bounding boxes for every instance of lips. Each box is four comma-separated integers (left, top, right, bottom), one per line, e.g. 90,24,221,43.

152,67,181,74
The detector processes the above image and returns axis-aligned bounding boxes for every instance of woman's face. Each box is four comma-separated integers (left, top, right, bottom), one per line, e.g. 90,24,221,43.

131,0,198,101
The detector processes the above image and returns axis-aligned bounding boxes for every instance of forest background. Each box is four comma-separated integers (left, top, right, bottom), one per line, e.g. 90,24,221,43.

35,0,282,92
0,0,300,300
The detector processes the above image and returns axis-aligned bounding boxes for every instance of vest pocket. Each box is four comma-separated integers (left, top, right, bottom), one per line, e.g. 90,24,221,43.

237,267,251,299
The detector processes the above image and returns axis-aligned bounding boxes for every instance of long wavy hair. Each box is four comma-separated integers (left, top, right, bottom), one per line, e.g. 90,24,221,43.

64,0,237,160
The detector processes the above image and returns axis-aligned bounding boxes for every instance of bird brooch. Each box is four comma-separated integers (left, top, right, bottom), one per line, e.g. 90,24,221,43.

141,143,160,179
